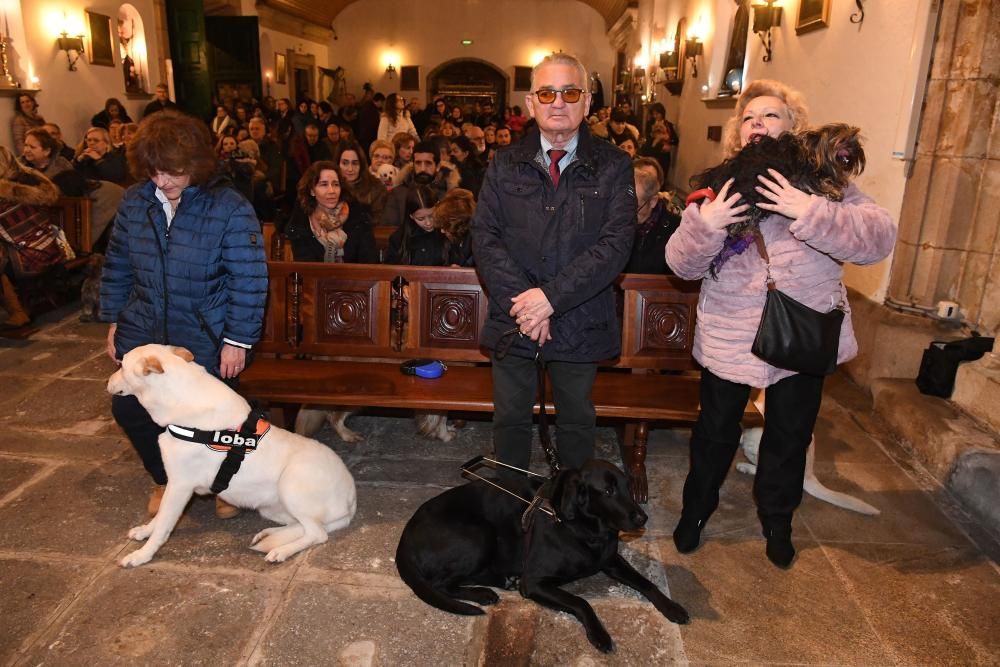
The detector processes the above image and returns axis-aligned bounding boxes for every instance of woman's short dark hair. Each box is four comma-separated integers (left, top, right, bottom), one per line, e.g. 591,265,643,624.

127,111,217,185
105,97,125,113
648,102,666,119
297,160,349,215
333,139,370,173
24,128,58,156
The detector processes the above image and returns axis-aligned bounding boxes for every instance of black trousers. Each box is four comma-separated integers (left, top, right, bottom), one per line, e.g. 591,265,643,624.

111,393,167,485
681,368,825,531
491,352,598,473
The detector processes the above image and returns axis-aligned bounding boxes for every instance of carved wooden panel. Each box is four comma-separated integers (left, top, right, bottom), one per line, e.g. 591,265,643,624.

316,280,378,345
638,300,691,353
421,288,483,350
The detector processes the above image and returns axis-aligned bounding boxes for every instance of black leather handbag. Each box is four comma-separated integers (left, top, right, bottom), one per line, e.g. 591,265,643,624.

750,235,845,377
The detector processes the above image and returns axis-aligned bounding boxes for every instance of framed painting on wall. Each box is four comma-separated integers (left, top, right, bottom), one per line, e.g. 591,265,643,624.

86,11,115,66
796,0,831,34
275,53,287,84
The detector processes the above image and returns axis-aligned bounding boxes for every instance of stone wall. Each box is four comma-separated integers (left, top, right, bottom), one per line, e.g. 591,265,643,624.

887,0,1000,336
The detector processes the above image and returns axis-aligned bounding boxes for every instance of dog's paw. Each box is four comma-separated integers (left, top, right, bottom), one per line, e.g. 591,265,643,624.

461,586,500,606
436,426,457,443
336,427,363,443
250,527,278,546
119,548,153,568
128,524,153,541
735,462,757,476
586,625,614,654
659,600,691,625
264,545,298,563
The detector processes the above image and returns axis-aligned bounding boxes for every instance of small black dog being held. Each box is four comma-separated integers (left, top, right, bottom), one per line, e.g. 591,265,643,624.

692,123,865,233
395,459,690,653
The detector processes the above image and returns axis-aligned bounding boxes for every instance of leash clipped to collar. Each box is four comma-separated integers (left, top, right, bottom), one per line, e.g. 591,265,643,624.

166,407,271,494
460,456,560,531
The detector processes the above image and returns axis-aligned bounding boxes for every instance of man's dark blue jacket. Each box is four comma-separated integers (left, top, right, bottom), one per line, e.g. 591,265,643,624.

472,125,635,362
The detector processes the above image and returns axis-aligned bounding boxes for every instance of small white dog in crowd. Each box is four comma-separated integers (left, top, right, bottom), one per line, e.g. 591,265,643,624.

376,163,401,191
107,344,357,567
738,392,880,516
295,408,455,443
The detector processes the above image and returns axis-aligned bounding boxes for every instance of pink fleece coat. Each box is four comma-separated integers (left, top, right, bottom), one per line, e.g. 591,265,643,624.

665,184,896,388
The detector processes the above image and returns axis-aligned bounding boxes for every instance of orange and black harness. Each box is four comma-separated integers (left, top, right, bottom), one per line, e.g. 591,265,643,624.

166,408,271,494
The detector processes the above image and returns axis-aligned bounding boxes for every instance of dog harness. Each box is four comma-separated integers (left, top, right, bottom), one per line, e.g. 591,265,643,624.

520,481,559,533
166,408,271,494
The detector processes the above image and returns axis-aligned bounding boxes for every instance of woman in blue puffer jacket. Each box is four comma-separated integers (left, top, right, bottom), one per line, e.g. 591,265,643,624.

100,110,268,519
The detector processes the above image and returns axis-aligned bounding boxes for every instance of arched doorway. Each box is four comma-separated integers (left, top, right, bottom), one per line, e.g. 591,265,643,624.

426,58,508,112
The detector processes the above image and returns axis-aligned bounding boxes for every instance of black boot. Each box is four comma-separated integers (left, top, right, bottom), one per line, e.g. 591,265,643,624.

673,515,706,554
764,525,795,569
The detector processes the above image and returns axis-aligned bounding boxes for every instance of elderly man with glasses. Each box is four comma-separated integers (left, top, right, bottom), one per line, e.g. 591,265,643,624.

472,53,635,476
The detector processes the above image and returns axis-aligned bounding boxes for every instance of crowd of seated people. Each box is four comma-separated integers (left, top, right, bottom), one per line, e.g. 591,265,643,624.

2,84,685,330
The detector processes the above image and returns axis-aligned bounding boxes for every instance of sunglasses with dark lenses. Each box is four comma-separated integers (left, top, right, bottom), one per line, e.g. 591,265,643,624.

533,88,585,104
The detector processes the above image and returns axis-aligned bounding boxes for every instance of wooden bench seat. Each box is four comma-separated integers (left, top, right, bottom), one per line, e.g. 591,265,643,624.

243,359,747,423
241,260,761,503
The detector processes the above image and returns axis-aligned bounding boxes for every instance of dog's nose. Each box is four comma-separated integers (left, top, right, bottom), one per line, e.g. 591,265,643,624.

630,509,648,527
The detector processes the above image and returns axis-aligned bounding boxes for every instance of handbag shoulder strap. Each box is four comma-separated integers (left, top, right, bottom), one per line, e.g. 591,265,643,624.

754,232,776,291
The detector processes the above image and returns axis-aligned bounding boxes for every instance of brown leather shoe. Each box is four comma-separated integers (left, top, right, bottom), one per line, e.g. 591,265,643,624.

147,485,165,516
215,496,240,519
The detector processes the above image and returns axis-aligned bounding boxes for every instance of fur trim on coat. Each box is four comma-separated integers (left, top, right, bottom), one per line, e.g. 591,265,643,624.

0,175,60,207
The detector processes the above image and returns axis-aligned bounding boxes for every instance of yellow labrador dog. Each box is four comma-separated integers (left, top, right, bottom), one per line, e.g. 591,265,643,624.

108,344,356,567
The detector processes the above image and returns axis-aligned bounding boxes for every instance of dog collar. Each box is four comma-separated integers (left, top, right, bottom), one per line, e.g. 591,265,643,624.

166,408,271,495
166,410,271,453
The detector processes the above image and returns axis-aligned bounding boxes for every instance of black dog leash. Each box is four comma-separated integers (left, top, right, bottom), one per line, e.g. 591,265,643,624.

535,356,559,477
495,326,560,477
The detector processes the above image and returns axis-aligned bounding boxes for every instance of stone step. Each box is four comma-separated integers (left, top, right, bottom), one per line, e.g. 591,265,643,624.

872,378,1000,539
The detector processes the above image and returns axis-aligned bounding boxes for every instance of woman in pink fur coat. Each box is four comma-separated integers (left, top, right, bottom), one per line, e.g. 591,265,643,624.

665,80,896,568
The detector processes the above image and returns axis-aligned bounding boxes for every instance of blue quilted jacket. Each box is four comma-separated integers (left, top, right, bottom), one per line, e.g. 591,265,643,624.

100,178,268,374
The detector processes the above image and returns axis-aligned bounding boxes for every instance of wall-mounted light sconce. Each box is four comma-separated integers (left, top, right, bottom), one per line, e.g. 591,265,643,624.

684,38,703,78
264,71,271,96
57,31,85,71
752,0,783,62
385,63,396,79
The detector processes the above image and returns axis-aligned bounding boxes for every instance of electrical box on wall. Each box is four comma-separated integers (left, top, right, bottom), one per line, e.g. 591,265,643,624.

707,125,722,142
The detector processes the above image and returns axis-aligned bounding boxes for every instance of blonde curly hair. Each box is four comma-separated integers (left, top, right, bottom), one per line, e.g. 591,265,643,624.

722,79,809,157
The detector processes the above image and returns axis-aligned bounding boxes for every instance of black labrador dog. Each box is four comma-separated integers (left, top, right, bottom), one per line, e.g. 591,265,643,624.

396,459,689,653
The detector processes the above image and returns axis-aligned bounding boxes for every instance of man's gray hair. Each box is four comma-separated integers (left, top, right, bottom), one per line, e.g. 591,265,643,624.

531,53,589,91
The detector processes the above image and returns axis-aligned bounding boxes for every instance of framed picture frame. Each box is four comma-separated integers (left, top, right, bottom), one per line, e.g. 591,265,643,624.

275,52,287,84
86,10,115,67
796,0,831,34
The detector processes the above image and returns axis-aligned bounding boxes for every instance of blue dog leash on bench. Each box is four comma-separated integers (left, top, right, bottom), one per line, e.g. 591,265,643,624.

460,456,560,531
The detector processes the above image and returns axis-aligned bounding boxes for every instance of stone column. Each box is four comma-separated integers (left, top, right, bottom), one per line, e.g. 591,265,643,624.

887,0,1000,335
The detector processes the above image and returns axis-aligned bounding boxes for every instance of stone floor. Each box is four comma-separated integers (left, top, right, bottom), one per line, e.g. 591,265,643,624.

1,307,999,666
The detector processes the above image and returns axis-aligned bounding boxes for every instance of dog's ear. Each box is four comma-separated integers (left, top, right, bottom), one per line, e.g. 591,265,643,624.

139,356,164,375
170,346,194,362
557,470,586,521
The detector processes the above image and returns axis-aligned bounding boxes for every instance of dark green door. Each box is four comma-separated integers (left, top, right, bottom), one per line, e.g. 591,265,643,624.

165,0,212,117
205,16,262,105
